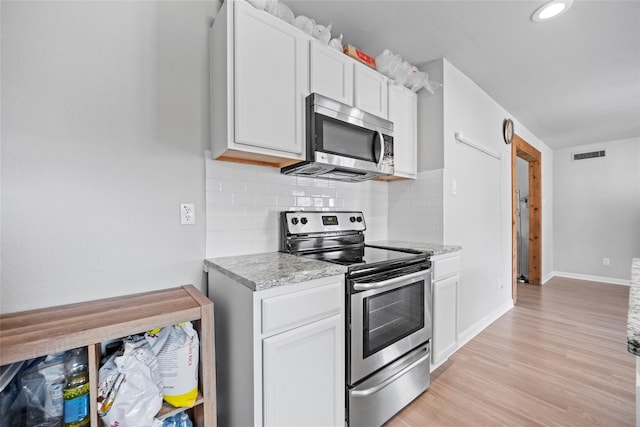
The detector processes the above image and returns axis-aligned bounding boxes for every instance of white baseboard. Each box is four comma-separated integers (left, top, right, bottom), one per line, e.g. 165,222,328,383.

457,300,514,349
542,272,554,284
551,271,630,286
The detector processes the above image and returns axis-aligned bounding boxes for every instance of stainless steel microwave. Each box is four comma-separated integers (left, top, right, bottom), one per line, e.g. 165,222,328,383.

281,93,394,182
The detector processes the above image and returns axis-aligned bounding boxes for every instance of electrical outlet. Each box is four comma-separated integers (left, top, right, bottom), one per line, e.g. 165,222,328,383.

603,257,610,266
181,203,195,225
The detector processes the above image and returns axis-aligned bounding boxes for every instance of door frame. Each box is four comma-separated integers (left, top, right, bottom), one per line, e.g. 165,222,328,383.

511,135,542,303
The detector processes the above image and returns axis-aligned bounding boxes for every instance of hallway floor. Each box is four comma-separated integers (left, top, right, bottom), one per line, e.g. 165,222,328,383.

386,277,634,426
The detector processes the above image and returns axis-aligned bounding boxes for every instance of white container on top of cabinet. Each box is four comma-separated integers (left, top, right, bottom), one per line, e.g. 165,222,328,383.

210,0,308,167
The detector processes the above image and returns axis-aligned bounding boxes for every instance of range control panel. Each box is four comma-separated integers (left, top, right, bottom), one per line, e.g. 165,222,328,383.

283,211,366,235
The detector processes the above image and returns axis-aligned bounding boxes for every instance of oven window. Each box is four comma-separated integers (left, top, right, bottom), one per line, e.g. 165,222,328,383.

318,116,378,162
363,281,424,358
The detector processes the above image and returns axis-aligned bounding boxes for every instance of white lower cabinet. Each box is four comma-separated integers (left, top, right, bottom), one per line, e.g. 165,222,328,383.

208,270,345,427
263,314,344,427
431,251,461,368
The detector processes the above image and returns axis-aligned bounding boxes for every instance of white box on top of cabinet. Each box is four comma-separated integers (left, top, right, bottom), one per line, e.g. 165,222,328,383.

208,270,345,427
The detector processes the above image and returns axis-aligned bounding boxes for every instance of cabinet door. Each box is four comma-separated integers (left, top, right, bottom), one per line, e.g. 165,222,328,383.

309,41,354,105
263,314,344,427
388,84,417,179
354,63,388,119
432,275,458,367
234,2,307,156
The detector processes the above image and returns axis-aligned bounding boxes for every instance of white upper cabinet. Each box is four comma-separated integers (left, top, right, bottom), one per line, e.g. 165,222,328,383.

354,63,389,119
211,0,418,172
211,1,308,165
309,40,354,105
388,84,417,179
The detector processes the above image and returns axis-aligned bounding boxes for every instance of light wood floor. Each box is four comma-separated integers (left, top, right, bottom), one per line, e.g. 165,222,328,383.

386,277,635,426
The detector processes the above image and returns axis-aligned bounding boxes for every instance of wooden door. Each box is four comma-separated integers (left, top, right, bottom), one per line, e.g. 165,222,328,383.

511,135,542,303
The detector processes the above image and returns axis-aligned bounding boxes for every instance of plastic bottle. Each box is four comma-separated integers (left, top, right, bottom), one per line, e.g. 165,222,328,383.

63,347,90,427
163,416,177,427
178,412,193,427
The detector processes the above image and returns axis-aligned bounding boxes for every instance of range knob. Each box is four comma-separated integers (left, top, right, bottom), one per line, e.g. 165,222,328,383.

291,218,299,225
356,216,363,223
300,217,308,225
350,216,356,223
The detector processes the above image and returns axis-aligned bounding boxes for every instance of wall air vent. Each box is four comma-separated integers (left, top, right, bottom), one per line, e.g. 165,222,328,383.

572,150,606,161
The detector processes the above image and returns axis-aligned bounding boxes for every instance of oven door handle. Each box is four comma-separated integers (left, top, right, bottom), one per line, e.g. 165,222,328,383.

353,269,428,291
350,346,430,397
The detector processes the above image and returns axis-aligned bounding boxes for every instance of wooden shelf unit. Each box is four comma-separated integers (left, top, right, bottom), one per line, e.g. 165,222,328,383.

0,285,216,427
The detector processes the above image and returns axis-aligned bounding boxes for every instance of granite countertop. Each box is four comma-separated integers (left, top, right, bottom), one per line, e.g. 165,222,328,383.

204,252,347,292
626,258,640,355
367,240,462,256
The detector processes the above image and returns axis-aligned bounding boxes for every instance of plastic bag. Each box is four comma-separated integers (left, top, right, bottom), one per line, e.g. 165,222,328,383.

312,23,332,44
21,353,67,427
100,336,163,427
329,34,343,52
275,2,295,25
145,322,200,408
375,49,402,78
96,348,124,417
246,0,267,10
294,15,315,35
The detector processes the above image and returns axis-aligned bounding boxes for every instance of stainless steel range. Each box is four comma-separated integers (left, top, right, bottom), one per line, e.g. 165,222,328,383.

281,211,432,427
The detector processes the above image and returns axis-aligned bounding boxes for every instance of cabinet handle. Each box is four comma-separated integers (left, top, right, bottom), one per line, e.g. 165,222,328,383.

350,346,430,397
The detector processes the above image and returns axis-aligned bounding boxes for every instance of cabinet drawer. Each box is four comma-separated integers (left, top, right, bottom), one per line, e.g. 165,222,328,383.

262,282,342,335
432,253,460,281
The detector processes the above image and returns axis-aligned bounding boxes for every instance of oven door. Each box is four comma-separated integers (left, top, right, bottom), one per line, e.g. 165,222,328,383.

348,267,432,385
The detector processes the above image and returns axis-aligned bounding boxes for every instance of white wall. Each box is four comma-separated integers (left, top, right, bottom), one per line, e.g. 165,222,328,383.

205,159,389,257
439,59,553,337
554,137,640,281
1,1,216,313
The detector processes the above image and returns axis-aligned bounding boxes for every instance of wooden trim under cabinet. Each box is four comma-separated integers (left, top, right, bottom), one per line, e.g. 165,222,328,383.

0,285,216,427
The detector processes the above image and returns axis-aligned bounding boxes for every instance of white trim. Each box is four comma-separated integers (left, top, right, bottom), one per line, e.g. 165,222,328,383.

457,300,514,348
542,272,554,284
431,300,514,373
550,271,630,286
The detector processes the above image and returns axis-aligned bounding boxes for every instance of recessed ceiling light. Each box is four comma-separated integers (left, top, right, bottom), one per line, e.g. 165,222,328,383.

531,0,573,22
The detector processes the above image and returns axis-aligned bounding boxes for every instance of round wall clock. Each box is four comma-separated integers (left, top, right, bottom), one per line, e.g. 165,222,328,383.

503,118,514,145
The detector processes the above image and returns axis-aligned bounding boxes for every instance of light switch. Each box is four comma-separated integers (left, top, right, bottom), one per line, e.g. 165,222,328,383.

452,179,457,196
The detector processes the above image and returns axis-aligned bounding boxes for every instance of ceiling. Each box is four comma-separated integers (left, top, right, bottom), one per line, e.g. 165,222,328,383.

286,0,640,150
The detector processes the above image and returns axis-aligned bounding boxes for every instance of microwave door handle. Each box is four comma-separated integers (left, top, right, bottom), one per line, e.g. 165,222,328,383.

376,130,385,169
353,269,428,291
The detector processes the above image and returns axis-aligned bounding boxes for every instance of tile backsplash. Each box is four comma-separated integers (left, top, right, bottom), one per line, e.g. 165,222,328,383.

205,158,389,258
388,169,444,244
